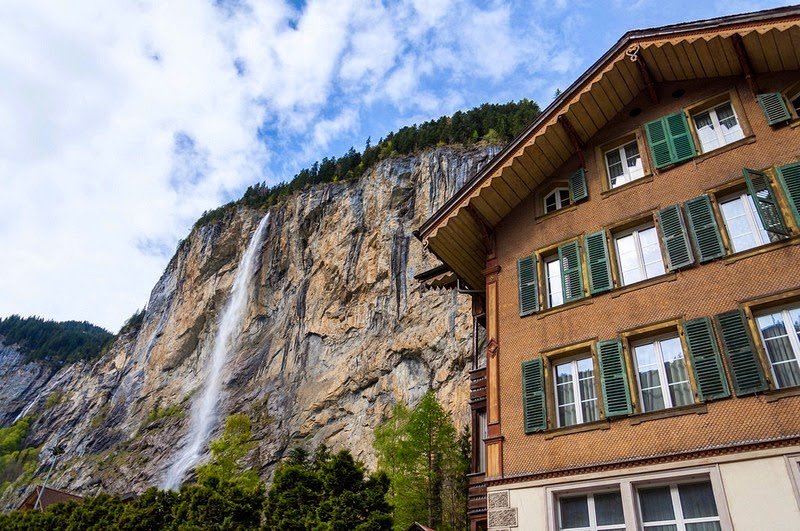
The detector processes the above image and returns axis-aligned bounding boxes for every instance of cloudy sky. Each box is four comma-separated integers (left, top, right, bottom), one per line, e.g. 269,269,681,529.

0,0,792,331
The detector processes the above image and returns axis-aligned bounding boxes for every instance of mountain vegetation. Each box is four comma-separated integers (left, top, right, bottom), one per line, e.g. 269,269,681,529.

0,315,114,364
196,99,540,227
0,417,39,493
0,414,393,530
374,391,469,531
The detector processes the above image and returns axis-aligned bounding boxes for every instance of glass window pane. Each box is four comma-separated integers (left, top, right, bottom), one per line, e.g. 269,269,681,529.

686,523,722,531
559,495,589,529
559,404,578,427
559,189,571,207
678,482,719,519
639,486,675,522
546,193,557,213
694,112,719,152
547,258,563,307
642,387,666,412
643,526,678,531
595,491,625,525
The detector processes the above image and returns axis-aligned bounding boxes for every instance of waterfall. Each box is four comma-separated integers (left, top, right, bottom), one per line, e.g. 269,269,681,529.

163,213,270,489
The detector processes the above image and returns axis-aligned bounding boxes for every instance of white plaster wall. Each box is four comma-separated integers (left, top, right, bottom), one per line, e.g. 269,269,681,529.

719,456,800,531
508,486,547,530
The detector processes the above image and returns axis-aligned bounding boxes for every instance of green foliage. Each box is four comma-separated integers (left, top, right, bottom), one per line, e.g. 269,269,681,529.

263,444,393,530
119,309,146,336
0,315,114,364
0,417,38,489
195,413,259,492
43,391,65,410
195,99,540,228
145,404,184,424
373,391,469,531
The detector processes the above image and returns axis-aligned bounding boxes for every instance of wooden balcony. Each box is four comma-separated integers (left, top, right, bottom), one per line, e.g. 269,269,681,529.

468,472,487,514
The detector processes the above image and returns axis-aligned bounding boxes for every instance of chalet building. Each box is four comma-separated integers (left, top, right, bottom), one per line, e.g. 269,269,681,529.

416,6,800,530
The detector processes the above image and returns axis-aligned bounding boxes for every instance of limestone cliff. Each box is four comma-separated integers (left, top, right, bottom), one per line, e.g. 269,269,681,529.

0,145,499,505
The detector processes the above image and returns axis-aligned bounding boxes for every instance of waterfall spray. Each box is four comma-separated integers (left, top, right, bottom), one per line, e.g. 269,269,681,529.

163,213,270,489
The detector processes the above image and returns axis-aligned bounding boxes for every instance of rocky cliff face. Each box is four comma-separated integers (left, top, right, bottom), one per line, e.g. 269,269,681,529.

0,145,499,505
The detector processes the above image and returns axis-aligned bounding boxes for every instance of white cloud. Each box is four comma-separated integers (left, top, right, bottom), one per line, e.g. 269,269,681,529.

0,0,587,331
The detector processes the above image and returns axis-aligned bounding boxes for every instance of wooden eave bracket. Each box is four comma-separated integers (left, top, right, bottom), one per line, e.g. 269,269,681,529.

557,115,586,166
626,44,659,104
465,204,496,258
731,33,760,96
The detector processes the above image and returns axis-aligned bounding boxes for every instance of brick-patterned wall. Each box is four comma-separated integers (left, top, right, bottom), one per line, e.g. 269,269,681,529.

495,72,800,479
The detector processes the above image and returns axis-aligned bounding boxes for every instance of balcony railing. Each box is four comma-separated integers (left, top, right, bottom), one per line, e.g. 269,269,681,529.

470,367,487,403
467,472,487,514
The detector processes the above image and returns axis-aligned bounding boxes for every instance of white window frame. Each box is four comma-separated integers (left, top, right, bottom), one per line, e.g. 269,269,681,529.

785,454,800,511
605,140,644,189
632,333,693,412
544,187,571,214
637,482,722,530
544,466,733,531
545,255,564,308
691,100,745,153
553,355,599,428
556,490,626,531
613,224,665,286
754,304,800,389
718,191,772,253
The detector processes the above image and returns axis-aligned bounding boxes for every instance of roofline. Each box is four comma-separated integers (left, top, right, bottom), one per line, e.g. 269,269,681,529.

416,4,800,241
413,263,452,282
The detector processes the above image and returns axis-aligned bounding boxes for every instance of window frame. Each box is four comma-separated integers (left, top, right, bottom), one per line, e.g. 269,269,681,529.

612,223,667,287
544,187,572,214
553,354,601,428
690,100,746,154
545,467,732,531
604,139,646,190
717,189,776,253
752,302,800,390
630,332,695,413
556,490,626,531
545,254,565,308
635,481,723,530
596,131,651,193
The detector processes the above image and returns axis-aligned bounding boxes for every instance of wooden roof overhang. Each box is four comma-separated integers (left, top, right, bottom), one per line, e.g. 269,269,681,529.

415,6,800,290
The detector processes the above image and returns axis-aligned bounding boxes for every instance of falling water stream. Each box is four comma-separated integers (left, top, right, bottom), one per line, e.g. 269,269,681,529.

163,213,270,489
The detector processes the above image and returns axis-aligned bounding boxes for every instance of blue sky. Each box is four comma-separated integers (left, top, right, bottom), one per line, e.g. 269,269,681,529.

0,0,794,330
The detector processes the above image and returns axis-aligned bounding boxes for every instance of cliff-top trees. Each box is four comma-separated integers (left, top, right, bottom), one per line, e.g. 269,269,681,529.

373,391,469,531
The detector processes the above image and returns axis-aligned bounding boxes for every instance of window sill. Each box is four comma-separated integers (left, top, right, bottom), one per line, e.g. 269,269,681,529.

764,386,800,403
536,298,593,319
601,174,654,199
611,273,677,299
628,403,708,426
723,237,799,265
536,204,578,224
544,420,611,440
694,135,756,165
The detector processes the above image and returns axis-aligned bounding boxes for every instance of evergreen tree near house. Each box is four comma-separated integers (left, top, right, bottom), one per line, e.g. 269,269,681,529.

373,391,469,531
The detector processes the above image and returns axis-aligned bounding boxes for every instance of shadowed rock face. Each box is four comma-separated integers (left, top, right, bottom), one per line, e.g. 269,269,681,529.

0,145,501,505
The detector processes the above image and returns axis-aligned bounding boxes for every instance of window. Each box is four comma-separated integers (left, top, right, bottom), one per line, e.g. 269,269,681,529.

546,255,564,308
475,409,487,473
554,356,599,427
637,481,722,531
545,188,571,214
692,101,744,153
755,304,800,389
633,335,693,412
558,491,625,531
614,225,665,286
792,92,800,116
605,140,644,189
474,315,487,369
718,191,780,253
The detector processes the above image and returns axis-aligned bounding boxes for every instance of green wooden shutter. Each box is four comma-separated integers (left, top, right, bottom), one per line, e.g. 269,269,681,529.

584,230,612,295
645,117,673,169
743,168,790,236
683,318,730,401
666,112,696,163
657,204,695,270
558,241,584,302
684,195,725,263
518,255,539,316
756,93,792,125
522,358,546,433
597,339,632,417
645,112,696,169
776,162,800,226
716,310,768,396
569,167,588,202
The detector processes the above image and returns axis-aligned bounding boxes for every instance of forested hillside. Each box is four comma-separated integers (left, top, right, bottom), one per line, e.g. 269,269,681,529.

0,316,113,363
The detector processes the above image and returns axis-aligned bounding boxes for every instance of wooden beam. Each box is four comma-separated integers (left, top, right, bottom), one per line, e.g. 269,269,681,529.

557,114,585,167
465,204,496,259
626,45,658,104
731,33,760,95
